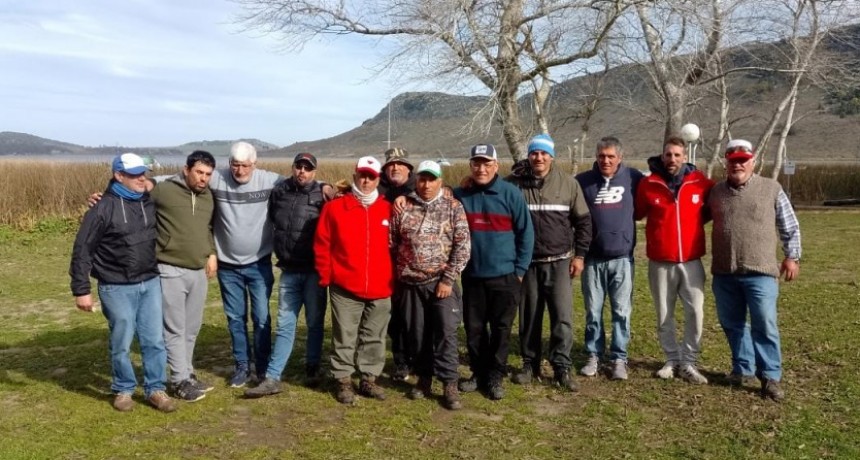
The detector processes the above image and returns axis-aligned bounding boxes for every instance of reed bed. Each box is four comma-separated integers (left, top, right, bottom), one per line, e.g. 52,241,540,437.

1,158,858,229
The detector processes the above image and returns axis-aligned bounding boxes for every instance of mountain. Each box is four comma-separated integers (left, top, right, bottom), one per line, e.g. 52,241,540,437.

5,24,860,162
0,132,279,158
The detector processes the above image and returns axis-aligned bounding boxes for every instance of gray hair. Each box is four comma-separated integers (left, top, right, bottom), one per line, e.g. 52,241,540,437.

595,136,623,156
230,141,257,163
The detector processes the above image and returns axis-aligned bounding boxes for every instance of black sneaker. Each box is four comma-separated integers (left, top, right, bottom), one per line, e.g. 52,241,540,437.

408,376,433,400
554,369,579,392
512,365,536,385
305,364,322,388
391,364,411,382
174,379,206,402
228,364,251,388
190,373,214,393
458,375,480,393
487,379,505,400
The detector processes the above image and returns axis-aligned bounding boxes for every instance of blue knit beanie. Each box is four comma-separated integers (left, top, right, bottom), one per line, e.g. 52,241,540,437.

527,134,555,157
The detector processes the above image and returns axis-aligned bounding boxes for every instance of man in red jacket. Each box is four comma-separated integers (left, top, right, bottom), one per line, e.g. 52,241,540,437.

314,156,394,404
635,136,714,384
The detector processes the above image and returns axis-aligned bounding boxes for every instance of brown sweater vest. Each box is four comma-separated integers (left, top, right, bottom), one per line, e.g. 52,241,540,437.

709,175,782,277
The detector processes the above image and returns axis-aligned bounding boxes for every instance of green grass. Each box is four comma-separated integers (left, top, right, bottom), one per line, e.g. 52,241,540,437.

1,212,859,459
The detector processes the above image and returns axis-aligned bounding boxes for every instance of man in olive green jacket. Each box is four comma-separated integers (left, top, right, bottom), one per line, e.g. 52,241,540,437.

149,150,218,403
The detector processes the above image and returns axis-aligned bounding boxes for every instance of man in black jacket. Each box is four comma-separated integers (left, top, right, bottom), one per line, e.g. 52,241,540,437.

70,153,176,413
508,134,592,391
244,153,331,398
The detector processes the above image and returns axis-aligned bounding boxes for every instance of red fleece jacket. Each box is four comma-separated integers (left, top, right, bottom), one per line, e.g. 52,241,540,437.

635,169,714,263
314,194,393,300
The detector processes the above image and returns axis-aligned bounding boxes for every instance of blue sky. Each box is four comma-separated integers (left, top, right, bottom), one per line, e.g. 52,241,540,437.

0,0,429,147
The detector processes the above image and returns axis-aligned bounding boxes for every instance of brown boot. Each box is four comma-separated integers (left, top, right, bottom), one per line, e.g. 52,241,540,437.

358,375,387,400
443,381,462,410
408,376,432,400
335,376,355,404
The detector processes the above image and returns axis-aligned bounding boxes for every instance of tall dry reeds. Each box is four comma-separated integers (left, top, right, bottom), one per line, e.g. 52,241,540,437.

1,158,858,229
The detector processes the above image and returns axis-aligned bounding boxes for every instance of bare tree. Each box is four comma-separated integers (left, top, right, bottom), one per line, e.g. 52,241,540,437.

233,0,627,159
630,0,727,140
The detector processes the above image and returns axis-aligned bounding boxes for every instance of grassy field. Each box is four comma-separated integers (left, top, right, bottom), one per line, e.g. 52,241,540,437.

1,210,858,459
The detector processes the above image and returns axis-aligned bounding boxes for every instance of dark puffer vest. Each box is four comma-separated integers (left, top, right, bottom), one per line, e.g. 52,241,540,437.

269,177,325,272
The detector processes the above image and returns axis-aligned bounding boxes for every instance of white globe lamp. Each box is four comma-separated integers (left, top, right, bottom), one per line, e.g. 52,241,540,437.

680,123,701,164
680,123,700,143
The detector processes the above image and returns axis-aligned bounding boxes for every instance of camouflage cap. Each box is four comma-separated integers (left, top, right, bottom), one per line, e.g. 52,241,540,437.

383,147,413,170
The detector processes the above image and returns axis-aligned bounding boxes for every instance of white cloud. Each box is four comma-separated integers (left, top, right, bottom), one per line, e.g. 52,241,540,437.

0,0,418,147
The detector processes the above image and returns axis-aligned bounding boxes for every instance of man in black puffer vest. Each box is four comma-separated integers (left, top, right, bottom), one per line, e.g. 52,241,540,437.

245,153,332,398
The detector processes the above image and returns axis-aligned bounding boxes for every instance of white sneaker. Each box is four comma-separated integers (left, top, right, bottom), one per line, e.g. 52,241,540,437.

679,364,708,385
655,361,676,379
580,355,599,377
610,359,628,381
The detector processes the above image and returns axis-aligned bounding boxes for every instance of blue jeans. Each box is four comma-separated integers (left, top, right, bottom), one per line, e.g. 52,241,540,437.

97,277,167,398
712,274,782,381
265,270,327,379
217,258,274,376
581,257,634,362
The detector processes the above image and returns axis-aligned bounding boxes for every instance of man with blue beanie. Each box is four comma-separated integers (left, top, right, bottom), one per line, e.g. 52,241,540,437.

508,134,592,391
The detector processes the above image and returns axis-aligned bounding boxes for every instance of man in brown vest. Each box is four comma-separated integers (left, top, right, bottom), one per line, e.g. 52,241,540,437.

707,139,801,402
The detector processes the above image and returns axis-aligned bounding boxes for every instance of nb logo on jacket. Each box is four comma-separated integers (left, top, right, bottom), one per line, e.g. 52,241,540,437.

594,186,625,205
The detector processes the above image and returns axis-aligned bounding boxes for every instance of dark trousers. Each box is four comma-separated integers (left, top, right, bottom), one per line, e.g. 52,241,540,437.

519,259,574,372
462,273,521,383
388,282,410,369
397,281,462,383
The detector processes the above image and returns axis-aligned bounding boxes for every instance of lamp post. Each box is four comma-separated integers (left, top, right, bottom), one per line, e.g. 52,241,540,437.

680,123,701,165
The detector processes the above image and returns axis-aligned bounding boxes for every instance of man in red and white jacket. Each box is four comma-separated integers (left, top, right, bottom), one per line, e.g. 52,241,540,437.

314,156,393,404
635,136,714,384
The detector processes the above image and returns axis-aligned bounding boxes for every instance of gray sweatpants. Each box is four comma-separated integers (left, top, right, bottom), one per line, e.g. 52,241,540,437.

159,263,208,384
329,285,391,379
648,259,705,366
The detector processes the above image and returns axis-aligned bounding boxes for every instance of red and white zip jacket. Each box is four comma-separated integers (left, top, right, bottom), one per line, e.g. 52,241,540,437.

314,193,393,300
635,168,714,263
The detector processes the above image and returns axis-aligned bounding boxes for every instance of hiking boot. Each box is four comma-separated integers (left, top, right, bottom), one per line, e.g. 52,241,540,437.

512,365,537,385
173,379,206,402
655,361,676,379
443,381,462,410
147,390,177,413
728,372,757,387
190,373,214,393
244,377,283,399
391,364,411,382
335,376,355,404
458,375,481,393
580,355,599,377
761,379,785,402
554,369,579,392
610,359,628,381
679,365,708,385
113,393,134,412
305,363,322,388
487,379,505,400
228,364,251,388
408,376,433,400
358,376,387,400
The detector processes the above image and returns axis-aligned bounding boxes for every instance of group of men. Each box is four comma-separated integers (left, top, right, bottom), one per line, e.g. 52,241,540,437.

69,132,800,413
